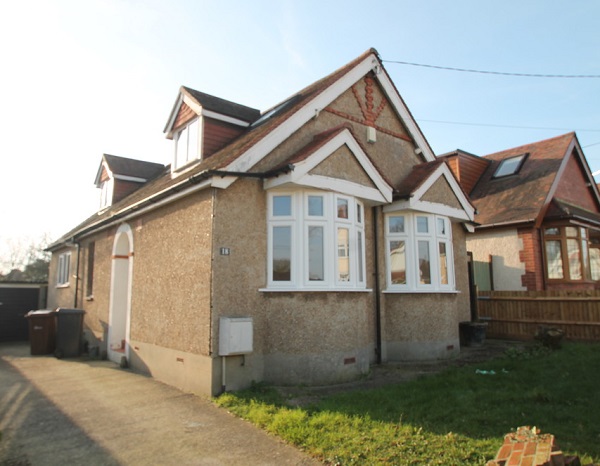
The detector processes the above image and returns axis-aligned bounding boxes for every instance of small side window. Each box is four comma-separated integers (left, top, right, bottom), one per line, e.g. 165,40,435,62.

57,252,71,286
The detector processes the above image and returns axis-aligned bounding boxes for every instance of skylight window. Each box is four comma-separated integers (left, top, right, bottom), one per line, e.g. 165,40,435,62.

250,95,301,128
493,153,528,178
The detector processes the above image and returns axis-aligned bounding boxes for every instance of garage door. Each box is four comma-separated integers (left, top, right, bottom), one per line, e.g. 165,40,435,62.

0,284,47,342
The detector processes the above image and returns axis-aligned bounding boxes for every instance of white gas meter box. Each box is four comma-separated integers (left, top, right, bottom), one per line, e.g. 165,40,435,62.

219,317,253,356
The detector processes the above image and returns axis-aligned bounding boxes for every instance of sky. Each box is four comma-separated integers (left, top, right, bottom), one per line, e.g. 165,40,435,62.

1,0,599,269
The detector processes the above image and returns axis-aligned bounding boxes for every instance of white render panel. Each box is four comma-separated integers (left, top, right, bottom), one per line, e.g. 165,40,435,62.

467,229,527,291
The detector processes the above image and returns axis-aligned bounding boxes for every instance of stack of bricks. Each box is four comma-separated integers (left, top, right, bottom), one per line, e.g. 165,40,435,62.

486,426,581,466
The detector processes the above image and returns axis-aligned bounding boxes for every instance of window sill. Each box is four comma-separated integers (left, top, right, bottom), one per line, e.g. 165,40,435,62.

383,289,459,294
85,295,94,302
55,283,70,289
260,288,373,293
546,279,597,284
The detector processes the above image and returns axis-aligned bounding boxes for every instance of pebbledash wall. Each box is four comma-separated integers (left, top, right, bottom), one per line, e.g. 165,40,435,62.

467,228,528,291
47,76,472,397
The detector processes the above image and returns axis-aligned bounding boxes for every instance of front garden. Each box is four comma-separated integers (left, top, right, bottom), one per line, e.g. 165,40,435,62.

216,342,600,464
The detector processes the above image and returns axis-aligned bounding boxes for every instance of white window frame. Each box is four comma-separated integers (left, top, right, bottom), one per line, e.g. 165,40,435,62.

173,117,201,171
57,252,71,287
99,179,113,210
385,212,455,293
265,190,367,291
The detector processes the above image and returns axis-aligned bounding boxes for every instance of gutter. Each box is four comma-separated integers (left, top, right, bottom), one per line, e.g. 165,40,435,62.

48,164,295,250
473,219,536,230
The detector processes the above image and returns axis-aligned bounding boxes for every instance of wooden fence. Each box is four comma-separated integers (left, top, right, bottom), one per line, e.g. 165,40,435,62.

477,290,600,341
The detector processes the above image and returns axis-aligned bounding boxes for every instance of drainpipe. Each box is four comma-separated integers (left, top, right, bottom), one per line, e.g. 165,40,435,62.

372,206,382,364
538,228,547,291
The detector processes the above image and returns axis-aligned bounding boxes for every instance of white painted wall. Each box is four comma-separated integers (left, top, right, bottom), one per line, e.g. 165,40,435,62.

467,229,527,291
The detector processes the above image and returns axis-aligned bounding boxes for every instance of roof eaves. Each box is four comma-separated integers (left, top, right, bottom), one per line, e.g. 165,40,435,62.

534,135,577,228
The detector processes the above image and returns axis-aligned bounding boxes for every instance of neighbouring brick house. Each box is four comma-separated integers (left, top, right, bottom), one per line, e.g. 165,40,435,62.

46,48,475,397
442,133,600,291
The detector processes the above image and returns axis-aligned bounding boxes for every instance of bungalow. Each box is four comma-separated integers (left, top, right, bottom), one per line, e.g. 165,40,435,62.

442,133,600,291
47,48,475,397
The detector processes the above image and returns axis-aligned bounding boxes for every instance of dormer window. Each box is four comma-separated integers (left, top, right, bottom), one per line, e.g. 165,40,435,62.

95,154,165,212
174,117,200,170
493,153,528,178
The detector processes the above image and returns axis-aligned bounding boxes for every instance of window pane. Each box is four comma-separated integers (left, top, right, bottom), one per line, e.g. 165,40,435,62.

437,218,446,236
418,240,431,284
337,228,350,281
389,216,405,233
308,196,323,216
566,227,578,238
439,242,448,285
308,226,324,281
187,119,199,163
545,227,560,236
389,240,406,284
273,196,291,216
87,243,95,295
357,231,364,282
582,232,590,278
176,128,187,168
591,248,600,281
272,226,291,281
416,216,429,234
545,240,564,279
337,198,349,219
493,154,525,178
357,203,362,224
567,238,582,280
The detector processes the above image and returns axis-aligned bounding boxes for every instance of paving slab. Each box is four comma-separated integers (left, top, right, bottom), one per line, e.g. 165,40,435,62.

0,343,319,466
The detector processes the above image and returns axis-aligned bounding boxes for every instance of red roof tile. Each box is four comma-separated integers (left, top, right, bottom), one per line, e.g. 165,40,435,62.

394,160,445,198
49,49,382,248
470,133,575,226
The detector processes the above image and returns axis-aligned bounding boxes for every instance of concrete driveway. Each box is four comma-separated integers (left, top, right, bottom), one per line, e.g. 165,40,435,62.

0,343,319,465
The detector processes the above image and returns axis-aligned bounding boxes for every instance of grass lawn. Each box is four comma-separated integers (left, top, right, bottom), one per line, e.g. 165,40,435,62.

216,342,600,465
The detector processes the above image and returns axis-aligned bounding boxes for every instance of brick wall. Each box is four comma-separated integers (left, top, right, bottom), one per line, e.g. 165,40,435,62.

518,228,544,291
554,153,598,212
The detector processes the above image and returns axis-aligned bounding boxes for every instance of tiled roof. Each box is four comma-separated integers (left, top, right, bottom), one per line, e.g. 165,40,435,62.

49,49,381,249
545,198,600,226
181,87,261,123
394,160,445,198
470,133,576,226
103,154,166,180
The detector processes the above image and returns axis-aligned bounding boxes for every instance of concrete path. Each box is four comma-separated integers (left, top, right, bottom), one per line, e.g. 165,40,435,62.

0,343,319,466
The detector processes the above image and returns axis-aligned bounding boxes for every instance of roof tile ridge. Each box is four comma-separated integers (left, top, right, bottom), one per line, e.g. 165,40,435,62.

483,132,575,158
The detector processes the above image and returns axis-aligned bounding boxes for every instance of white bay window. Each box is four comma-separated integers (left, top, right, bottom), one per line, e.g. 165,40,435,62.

267,190,366,290
385,213,455,292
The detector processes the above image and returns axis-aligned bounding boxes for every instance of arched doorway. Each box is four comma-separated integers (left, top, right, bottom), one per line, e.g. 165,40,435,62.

108,223,133,364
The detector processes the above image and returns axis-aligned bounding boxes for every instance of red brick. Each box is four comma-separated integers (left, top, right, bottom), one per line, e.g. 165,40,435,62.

521,456,534,466
509,451,523,466
497,445,514,460
524,443,537,456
